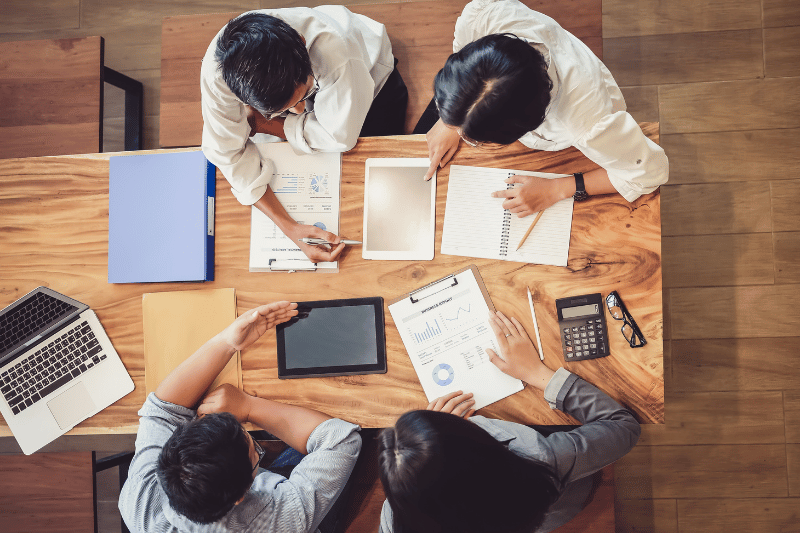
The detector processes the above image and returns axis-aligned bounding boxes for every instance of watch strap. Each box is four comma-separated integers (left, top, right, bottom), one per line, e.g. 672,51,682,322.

573,172,589,201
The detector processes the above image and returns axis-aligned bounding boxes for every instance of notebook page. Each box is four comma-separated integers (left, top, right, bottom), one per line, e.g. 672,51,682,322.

441,166,511,260
506,195,574,267
442,165,573,266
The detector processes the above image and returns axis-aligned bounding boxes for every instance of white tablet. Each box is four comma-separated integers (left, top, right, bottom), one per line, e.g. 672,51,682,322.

363,158,436,260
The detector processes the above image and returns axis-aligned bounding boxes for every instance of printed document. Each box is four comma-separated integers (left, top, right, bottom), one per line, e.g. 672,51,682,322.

249,142,341,272
389,267,523,409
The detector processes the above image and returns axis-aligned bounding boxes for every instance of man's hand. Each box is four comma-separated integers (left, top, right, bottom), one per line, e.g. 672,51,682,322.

218,301,298,352
285,223,346,263
423,119,461,181
198,384,253,423
492,175,573,217
485,311,555,390
427,390,475,418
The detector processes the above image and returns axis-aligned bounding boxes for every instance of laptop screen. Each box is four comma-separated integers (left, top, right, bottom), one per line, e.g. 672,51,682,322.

0,289,82,365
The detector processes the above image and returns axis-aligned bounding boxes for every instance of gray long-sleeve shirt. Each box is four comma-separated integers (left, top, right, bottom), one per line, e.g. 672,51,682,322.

119,393,361,533
379,368,641,533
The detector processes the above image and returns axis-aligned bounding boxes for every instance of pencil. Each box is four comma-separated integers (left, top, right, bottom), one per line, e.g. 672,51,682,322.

515,209,545,251
527,287,544,361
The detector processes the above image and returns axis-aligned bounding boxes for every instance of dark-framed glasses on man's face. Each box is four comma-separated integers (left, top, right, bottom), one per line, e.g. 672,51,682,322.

251,437,266,473
263,76,319,119
605,291,647,348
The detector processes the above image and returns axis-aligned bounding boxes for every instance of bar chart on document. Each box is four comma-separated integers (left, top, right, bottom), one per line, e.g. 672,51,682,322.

390,269,524,410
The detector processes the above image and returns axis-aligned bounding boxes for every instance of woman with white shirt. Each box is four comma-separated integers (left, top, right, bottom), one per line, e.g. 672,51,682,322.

418,0,668,215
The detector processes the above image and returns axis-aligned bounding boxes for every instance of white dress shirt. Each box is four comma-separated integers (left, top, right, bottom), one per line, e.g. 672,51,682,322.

453,0,668,201
201,6,394,205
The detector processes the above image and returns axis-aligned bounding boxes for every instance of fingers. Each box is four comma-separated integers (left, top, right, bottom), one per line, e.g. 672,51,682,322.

488,314,511,347
505,174,530,184
492,188,516,199
510,316,533,342
486,347,508,371
440,143,459,168
495,311,520,337
426,390,474,415
424,155,441,181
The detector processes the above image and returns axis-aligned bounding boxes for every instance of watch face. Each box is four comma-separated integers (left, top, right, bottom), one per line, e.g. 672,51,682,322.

574,190,590,201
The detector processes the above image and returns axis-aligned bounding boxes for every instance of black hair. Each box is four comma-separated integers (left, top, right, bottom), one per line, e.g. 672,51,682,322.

378,410,560,533
434,33,553,145
215,12,312,114
157,412,253,524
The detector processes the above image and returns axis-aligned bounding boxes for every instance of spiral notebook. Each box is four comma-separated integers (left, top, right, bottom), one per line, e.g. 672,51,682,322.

441,165,574,267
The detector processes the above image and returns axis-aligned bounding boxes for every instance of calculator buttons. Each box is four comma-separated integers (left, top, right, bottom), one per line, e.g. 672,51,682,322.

564,334,571,340
580,333,587,338
579,326,586,331
572,327,579,332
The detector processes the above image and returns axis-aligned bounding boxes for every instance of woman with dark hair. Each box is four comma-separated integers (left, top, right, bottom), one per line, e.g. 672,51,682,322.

377,311,641,533
418,0,668,217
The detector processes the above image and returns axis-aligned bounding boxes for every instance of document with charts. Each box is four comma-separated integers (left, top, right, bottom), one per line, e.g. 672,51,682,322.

388,266,523,410
249,142,340,272
442,165,574,267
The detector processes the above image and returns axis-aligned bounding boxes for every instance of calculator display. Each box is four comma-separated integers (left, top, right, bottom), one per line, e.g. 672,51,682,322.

562,304,600,319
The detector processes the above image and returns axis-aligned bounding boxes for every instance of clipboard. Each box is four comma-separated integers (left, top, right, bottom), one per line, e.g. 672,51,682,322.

388,265,523,410
388,265,493,309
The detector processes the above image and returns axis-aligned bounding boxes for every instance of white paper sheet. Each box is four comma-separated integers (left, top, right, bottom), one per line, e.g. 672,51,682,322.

389,268,523,410
441,165,574,267
249,143,341,272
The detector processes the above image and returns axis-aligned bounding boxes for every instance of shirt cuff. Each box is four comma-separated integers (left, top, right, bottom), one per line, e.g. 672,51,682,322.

543,368,579,411
228,156,275,206
283,113,314,155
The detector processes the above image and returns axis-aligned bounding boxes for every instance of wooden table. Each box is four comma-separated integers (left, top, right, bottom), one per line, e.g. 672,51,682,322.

0,36,143,159
160,0,602,146
0,127,663,436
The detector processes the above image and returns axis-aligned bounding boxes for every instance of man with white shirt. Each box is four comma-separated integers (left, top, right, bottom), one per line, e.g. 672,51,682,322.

201,7,407,262
417,0,668,216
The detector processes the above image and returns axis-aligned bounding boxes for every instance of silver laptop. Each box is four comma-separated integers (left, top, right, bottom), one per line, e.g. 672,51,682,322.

0,287,134,454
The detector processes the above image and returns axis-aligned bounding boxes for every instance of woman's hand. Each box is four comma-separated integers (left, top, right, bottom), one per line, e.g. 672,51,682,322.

485,311,555,390
427,390,475,418
218,301,298,352
198,384,253,423
492,175,573,217
423,119,461,181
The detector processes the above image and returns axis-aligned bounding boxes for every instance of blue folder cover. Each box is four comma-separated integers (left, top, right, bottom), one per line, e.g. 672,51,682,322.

108,151,216,283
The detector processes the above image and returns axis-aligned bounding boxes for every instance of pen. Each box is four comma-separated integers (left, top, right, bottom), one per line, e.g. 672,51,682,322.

516,210,545,251
300,238,362,246
527,286,544,361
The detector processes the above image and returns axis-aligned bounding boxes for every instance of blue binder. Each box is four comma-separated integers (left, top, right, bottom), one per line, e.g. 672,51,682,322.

108,151,215,283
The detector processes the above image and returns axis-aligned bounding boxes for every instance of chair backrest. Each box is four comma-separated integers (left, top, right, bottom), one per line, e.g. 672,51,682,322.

159,0,602,147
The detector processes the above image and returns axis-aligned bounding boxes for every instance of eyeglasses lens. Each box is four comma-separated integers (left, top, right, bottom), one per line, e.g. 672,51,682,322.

608,305,624,320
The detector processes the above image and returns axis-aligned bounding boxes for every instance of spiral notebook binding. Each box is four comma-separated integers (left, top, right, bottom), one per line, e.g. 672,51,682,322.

499,175,513,256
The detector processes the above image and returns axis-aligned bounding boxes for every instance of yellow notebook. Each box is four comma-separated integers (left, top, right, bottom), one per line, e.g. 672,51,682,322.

142,288,241,396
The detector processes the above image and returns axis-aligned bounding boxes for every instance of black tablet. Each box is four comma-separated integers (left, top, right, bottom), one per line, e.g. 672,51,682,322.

276,297,387,379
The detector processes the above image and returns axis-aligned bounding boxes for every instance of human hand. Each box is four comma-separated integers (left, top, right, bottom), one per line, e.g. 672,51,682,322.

218,301,298,352
491,175,573,217
485,311,555,390
426,390,475,418
287,223,346,263
423,119,461,181
198,384,253,423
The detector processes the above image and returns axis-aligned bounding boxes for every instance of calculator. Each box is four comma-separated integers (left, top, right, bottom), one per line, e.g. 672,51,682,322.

556,293,610,362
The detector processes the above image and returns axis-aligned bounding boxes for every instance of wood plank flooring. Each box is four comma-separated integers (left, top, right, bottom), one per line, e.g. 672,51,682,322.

3,0,800,531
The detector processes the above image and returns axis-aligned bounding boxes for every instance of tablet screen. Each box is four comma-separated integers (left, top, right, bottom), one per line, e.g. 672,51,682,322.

277,297,387,378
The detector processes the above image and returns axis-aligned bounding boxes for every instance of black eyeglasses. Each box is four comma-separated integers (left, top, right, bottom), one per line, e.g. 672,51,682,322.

605,291,646,348
263,77,319,119
251,437,266,473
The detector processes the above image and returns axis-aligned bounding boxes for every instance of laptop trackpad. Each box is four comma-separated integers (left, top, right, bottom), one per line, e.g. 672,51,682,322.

47,382,96,430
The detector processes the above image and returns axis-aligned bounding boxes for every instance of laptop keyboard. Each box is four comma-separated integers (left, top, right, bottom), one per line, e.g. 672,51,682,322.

0,291,76,353
0,320,107,415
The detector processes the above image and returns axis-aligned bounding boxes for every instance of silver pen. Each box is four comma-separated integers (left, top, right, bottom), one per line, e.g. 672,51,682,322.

299,238,362,246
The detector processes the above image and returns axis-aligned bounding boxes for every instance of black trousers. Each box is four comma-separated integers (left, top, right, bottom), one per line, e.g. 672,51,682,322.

412,96,440,134
359,58,409,137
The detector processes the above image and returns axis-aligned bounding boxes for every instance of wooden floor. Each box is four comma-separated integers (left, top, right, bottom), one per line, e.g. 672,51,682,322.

2,1,799,532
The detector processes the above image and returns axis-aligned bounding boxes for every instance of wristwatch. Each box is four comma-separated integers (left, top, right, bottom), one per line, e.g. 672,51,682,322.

573,172,589,201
